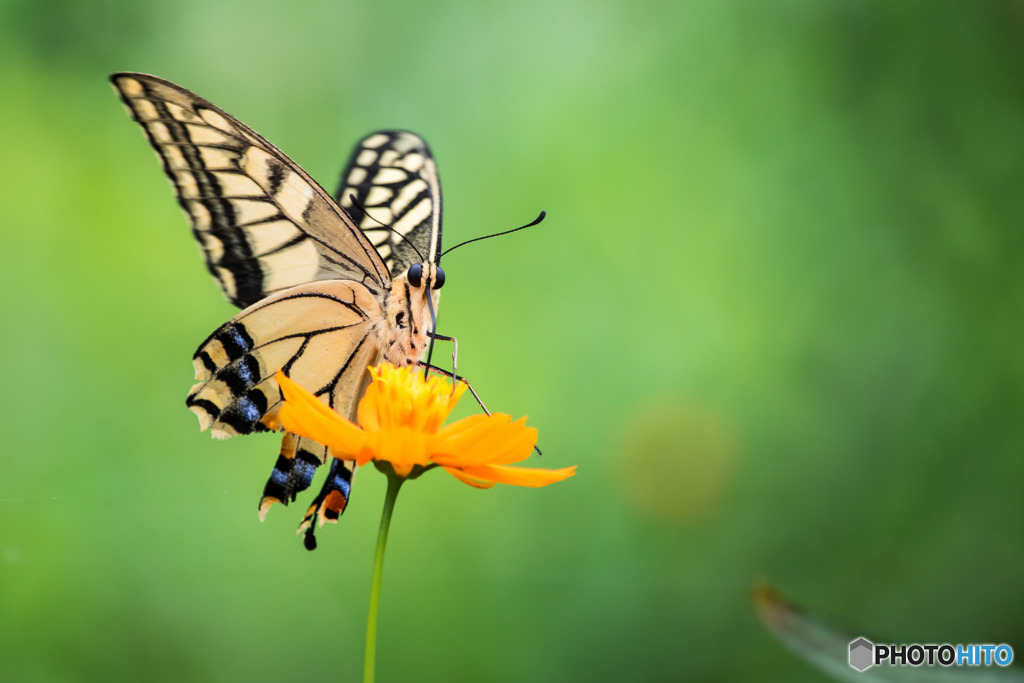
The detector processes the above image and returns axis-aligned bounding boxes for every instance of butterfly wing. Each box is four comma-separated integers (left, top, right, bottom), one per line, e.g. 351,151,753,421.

336,130,444,272
111,72,389,307
186,280,382,436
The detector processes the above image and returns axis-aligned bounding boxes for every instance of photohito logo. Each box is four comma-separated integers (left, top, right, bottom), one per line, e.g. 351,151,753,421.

848,637,1014,672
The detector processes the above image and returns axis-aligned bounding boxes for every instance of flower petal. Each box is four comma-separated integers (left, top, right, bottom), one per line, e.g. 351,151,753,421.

276,372,367,457
432,414,537,467
457,464,577,487
277,371,341,422
432,380,467,431
441,466,497,489
374,427,430,469
356,380,381,431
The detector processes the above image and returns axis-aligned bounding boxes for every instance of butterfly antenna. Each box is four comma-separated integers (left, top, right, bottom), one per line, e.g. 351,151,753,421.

347,193,426,263
440,211,546,258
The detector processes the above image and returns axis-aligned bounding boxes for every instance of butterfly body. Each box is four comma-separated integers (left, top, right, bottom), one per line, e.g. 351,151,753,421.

111,73,446,545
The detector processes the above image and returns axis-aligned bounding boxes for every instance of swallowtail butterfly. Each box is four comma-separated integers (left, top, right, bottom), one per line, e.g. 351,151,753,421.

111,73,447,549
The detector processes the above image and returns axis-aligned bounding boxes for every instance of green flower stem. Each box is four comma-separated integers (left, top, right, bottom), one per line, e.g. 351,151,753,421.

364,471,404,683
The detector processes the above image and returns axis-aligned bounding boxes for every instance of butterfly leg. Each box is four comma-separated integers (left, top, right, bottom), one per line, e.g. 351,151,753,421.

427,331,460,396
417,356,543,457
419,357,489,416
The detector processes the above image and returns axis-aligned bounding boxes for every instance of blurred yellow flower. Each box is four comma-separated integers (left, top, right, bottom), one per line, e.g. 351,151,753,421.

275,365,575,487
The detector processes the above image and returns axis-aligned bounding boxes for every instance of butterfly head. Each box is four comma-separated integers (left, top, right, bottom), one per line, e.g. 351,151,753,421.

406,262,445,291
380,262,444,366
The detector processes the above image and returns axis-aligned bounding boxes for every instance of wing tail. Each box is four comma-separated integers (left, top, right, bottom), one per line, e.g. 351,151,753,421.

296,458,357,551
257,433,324,520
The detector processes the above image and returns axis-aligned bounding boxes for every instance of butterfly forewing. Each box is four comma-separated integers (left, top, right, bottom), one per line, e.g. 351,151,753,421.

111,73,389,308
337,130,443,272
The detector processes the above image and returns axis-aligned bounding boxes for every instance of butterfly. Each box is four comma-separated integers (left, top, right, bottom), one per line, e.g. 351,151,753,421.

111,72,449,549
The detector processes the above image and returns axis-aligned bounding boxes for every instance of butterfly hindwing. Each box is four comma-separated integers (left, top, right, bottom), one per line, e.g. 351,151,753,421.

111,72,389,308
186,280,382,436
337,130,443,273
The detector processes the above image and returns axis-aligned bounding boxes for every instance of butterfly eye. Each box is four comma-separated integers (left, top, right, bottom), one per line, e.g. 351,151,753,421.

407,263,423,288
433,267,445,290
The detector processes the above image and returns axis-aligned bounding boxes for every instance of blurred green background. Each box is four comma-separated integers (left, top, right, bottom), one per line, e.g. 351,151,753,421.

1,1,1022,681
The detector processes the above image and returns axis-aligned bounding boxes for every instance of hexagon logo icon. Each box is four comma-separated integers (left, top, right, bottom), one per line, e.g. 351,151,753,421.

849,637,874,672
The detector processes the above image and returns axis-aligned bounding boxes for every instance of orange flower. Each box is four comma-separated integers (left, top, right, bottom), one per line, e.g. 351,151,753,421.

275,365,576,488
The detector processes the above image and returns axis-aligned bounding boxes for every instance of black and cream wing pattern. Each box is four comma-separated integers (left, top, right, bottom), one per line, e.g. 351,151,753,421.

111,72,389,306
336,130,443,275
111,73,444,548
